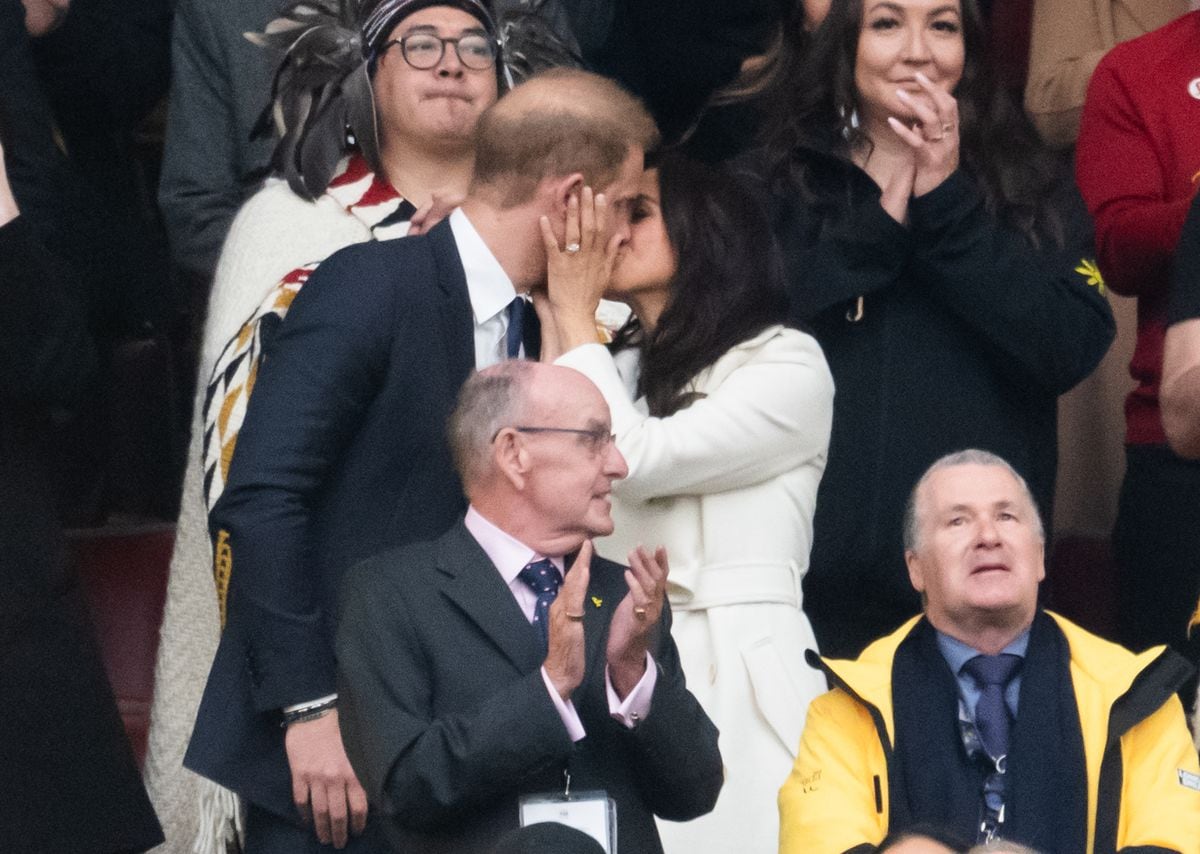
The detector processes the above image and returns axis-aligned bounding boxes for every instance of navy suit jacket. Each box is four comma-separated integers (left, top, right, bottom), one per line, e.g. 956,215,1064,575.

186,220,487,816
336,521,724,854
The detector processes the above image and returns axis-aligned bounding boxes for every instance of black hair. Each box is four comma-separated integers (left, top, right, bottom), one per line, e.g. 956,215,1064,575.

612,151,790,417
758,0,1062,245
491,821,606,854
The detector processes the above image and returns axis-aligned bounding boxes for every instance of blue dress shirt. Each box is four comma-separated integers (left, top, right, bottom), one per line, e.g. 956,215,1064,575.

936,629,1030,723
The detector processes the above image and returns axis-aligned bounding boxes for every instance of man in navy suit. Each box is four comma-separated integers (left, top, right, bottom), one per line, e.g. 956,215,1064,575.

185,67,658,852
336,360,723,853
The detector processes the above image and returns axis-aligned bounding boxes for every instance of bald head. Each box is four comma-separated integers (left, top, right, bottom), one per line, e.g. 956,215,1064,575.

449,360,610,490
448,361,534,491
449,361,627,554
470,68,659,207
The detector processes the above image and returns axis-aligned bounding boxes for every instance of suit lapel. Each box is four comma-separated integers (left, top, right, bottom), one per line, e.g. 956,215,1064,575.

435,528,627,685
574,550,609,670
428,220,476,385
436,523,545,674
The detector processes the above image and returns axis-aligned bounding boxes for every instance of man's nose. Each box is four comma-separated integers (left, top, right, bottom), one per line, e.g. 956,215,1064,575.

605,441,629,480
975,516,1001,546
436,42,464,77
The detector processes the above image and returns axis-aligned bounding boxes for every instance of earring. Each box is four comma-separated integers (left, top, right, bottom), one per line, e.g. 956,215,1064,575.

837,104,860,139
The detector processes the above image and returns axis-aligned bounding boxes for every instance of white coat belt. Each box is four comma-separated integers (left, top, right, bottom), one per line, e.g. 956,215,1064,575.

667,560,803,612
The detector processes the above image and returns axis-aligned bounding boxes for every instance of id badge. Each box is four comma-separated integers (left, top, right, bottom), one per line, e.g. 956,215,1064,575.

518,789,617,853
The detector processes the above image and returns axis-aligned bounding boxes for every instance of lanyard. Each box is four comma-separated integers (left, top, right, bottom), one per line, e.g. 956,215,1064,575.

957,715,1008,843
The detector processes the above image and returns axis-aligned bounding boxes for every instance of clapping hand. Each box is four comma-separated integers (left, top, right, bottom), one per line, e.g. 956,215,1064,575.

888,71,961,197
543,541,593,700
606,545,669,699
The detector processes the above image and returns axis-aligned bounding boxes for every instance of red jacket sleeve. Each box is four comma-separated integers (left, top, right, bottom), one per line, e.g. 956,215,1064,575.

1076,50,1194,299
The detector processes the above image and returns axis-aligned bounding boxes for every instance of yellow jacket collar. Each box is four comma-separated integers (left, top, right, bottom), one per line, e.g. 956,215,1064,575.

813,611,1170,749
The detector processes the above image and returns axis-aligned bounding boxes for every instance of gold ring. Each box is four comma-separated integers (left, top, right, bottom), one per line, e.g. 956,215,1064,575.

928,134,945,142
633,607,647,620
565,243,581,254
565,612,585,622
941,122,953,132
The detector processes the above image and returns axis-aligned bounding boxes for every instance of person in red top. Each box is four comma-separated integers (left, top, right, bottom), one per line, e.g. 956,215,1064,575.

1075,10,1200,670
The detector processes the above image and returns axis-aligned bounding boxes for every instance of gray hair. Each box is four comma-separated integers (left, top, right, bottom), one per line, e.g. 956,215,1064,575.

902,449,1044,553
967,843,1044,854
447,361,535,489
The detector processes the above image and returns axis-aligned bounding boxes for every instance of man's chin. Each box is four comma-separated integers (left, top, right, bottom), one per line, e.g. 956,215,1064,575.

412,113,483,147
586,518,615,539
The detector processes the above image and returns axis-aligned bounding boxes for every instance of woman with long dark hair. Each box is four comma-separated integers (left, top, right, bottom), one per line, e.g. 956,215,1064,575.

539,151,834,854
755,0,1115,658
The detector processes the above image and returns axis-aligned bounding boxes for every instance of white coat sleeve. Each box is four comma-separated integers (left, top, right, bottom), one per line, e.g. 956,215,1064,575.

556,330,834,503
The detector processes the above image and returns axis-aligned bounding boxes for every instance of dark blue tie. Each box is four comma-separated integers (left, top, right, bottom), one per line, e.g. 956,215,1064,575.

963,653,1023,759
505,296,527,359
518,558,560,650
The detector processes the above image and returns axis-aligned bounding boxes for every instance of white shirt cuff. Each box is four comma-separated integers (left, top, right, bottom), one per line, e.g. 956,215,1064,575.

283,693,337,714
606,652,657,728
541,667,586,742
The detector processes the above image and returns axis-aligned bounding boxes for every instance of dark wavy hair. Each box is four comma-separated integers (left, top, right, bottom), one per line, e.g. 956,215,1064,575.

612,151,790,416
758,0,1061,245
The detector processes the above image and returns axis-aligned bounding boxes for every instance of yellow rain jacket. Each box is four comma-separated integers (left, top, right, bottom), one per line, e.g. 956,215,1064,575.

779,612,1200,853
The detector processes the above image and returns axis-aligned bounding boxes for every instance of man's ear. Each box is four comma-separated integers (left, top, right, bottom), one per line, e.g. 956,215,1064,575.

549,172,585,216
905,550,926,594
492,427,530,491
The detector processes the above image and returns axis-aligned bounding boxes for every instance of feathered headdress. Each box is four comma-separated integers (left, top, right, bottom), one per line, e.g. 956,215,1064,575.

246,0,379,200
247,0,582,201
495,0,582,82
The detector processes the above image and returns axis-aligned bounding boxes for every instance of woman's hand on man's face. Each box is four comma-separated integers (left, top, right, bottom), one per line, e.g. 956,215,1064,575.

539,186,621,351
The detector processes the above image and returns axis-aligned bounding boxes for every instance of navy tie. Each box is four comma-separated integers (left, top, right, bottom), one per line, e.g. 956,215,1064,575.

518,558,560,650
963,653,1023,760
505,296,527,359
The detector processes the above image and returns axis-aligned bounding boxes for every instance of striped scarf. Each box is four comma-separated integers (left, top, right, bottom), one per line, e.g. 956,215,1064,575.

200,154,414,622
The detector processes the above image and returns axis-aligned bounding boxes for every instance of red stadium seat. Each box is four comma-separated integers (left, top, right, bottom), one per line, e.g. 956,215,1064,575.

69,523,174,767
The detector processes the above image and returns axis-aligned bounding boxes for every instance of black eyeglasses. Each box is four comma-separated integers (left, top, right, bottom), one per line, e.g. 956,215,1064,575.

495,426,616,454
382,32,498,71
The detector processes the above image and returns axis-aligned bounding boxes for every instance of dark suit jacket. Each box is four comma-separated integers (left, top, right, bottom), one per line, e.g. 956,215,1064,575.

186,220,481,817
157,0,277,276
336,522,724,854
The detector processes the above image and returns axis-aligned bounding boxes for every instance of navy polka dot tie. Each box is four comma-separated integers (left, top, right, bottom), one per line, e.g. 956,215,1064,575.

518,558,561,651
963,653,1023,760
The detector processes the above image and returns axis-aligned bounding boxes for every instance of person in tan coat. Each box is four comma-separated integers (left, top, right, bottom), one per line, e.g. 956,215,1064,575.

1024,0,1185,149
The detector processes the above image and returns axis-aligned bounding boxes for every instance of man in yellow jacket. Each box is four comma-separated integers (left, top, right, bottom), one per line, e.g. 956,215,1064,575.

780,449,1200,853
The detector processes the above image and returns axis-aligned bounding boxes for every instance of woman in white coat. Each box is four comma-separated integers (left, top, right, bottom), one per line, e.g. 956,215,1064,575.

538,152,834,854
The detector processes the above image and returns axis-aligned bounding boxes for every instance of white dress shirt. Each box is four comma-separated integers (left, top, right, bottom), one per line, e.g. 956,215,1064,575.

448,207,523,368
